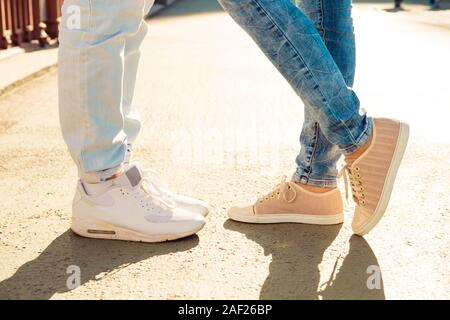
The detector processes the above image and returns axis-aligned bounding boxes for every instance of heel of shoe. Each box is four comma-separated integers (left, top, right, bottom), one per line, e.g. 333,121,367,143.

71,217,119,240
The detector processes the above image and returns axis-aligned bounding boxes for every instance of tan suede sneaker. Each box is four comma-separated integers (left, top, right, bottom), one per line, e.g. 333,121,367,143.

340,118,409,236
228,177,344,225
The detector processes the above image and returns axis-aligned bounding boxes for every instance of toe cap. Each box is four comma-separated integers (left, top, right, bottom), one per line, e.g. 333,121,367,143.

228,205,254,220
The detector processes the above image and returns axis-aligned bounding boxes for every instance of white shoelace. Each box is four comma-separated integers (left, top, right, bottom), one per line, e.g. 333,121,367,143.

127,163,177,210
140,176,177,210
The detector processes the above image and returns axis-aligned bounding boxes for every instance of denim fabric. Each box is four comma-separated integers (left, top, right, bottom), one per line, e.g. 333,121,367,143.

59,0,372,184
58,0,154,182
293,0,356,188
218,0,372,187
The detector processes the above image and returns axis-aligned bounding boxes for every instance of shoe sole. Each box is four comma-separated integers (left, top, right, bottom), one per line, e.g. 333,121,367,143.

228,211,344,225
353,122,410,236
71,218,205,243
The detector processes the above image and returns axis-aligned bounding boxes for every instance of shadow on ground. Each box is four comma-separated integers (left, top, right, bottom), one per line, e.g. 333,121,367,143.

158,0,450,17
0,230,199,299
154,0,223,18
354,0,450,11
224,220,385,300
384,7,410,12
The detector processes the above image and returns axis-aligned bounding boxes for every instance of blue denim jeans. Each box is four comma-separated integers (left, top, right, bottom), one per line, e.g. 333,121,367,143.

294,0,357,188
218,0,372,188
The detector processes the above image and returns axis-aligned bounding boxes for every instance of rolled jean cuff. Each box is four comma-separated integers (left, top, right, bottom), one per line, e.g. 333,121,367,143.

78,163,124,183
292,172,338,188
340,117,373,155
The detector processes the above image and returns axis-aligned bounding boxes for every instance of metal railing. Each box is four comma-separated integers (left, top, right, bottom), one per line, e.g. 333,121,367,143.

0,0,62,50
0,0,172,50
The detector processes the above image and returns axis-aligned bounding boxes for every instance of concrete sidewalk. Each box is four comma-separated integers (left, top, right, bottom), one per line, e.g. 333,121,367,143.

0,0,449,299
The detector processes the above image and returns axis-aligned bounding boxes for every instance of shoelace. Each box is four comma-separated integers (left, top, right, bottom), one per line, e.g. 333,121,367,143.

132,165,177,210
140,177,177,210
338,164,366,206
258,176,298,204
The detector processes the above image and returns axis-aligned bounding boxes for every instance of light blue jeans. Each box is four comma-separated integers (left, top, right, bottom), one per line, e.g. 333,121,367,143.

218,0,372,188
59,0,371,186
59,0,154,183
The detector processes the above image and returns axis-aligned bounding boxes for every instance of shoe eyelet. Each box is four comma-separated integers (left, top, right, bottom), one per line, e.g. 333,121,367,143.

355,167,360,171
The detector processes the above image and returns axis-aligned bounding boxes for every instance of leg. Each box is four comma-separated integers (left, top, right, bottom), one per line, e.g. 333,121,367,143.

58,0,149,183
123,0,155,163
218,0,372,154
59,0,208,242
222,0,409,235
293,0,356,188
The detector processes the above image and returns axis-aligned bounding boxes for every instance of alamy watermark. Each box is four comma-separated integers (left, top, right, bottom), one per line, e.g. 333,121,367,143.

66,265,81,290
366,265,382,290
168,120,297,177
65,5,81,30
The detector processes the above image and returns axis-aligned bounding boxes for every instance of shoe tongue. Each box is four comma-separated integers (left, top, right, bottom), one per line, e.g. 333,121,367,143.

113,165,143,189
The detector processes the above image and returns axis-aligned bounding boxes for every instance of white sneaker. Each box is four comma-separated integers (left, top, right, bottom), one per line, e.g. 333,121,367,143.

132,162,211,217
71,165,206,243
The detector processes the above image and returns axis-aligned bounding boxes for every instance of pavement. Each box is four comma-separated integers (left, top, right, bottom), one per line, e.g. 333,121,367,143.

0,0,449,299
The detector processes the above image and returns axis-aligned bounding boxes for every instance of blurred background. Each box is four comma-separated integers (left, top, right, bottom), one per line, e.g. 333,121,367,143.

0,0,448,51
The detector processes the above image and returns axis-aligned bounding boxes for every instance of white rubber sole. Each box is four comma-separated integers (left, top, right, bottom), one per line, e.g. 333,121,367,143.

228,211,344,225
353,122,410,236
71,217,205,243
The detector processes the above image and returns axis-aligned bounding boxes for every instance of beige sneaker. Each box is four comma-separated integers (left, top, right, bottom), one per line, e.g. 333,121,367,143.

340,118,409,236
228,177,344,225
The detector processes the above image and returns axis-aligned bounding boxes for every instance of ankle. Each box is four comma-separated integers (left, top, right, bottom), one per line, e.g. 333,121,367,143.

346,131,373,163
296,182,336,193
82,180,113,196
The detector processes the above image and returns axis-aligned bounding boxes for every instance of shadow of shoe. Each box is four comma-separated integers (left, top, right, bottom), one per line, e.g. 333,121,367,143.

224,220,386,300
0,229,199,299
319,235,385,300
384,7,408,13
223,219,341,299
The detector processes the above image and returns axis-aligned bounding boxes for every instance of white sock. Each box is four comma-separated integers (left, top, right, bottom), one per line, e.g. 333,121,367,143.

82,180,113,196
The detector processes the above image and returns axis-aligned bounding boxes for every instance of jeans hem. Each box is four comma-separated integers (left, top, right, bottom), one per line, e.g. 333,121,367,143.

292,172,338,188
78,163,124,183
340,117,373,155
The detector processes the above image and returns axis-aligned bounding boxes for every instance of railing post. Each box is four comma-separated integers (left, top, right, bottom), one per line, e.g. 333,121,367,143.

11,0,25,45
21,0,34,42
45,0,60,39
32,0,50,46
0,0,13,49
